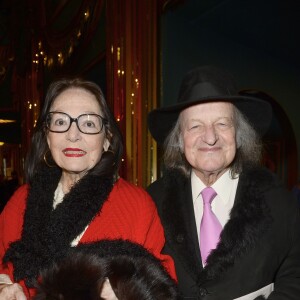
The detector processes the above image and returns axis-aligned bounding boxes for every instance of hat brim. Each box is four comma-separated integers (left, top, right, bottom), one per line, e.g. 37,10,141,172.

148,95,272,145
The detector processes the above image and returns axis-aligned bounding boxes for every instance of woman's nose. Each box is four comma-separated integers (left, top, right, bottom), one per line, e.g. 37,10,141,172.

66,122,81,142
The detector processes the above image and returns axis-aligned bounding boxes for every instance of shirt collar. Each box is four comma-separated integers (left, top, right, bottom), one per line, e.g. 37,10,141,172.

191,169,238,205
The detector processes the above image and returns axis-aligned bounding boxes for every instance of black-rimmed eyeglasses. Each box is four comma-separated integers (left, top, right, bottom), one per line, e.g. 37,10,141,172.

46,112,107,134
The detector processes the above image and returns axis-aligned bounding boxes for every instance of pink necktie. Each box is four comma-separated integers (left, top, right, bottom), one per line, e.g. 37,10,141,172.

200,187,222,265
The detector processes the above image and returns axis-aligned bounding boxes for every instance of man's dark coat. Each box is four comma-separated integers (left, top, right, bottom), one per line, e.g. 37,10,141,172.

147,167,300,299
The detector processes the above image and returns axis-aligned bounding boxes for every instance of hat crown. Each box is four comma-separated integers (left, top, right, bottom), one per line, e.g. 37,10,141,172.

148,65,272,144
177,66,238,104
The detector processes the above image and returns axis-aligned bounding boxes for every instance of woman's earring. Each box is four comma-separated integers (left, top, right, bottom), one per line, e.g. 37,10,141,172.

43,150,56,168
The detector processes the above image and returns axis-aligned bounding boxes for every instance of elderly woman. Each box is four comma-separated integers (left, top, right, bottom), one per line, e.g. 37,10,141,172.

0,78,175,299
147,66,300,299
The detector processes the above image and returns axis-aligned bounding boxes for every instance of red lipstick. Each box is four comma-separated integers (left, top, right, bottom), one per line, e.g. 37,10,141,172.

62,148,86,157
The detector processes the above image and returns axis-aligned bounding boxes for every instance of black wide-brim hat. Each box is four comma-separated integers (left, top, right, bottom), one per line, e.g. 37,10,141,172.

148,66,272,145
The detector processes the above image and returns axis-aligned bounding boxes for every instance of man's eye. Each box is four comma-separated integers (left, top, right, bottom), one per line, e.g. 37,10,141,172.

188,124,205,132
216,122,232,129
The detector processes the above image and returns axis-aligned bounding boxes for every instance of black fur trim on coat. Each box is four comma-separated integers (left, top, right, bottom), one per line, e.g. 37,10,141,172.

157,166,276,298
199,167,275,284
3,165,114,287
71,239,167,264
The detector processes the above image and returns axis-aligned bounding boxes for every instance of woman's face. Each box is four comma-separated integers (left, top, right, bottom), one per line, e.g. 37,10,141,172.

180,101,236,181
46,87,109,178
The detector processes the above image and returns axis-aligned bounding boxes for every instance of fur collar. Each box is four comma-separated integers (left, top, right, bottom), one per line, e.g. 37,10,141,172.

159,166,275,295
3,165,114,286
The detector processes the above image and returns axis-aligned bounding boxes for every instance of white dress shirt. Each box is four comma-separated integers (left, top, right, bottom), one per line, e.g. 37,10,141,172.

192,169,239,240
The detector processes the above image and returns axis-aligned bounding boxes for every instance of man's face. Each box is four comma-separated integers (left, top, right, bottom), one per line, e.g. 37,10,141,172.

180,101,236,181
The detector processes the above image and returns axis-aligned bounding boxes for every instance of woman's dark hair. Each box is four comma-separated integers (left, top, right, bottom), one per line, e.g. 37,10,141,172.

108,255,178,300
34,240,178,300
25,78,123,184
34,253,107,300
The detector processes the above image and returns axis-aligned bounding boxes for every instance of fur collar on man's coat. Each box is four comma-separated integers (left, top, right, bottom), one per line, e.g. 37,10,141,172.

3,164,115,287
154,166,278,295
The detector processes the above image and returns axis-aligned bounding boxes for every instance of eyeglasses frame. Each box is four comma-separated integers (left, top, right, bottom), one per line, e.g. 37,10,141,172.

45,111,107,135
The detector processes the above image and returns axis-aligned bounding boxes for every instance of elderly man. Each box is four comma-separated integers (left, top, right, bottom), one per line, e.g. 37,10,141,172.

147,66,300,299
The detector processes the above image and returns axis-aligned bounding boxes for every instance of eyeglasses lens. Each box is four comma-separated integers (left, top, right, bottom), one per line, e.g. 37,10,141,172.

47,112,102,134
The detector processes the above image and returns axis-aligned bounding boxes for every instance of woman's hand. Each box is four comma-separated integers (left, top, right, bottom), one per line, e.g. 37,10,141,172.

0,283,27,300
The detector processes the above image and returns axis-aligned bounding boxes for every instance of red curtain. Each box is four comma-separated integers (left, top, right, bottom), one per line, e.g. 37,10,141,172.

106,0,159,187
